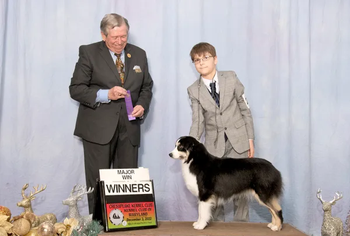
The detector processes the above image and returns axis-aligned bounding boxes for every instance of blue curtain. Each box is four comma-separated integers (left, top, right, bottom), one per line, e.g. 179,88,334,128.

1,1,349,235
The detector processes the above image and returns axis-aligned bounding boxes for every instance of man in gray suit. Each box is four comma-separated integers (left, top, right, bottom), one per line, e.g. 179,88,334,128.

69,13,153,214
187,42,254,222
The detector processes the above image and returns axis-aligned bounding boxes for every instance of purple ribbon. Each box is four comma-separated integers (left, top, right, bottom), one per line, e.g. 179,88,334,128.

125,90,136,120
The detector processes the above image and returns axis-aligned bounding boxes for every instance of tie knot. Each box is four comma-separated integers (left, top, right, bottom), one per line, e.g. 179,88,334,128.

115,53,122,59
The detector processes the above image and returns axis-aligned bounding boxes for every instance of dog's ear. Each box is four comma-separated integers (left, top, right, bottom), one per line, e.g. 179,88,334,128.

191,142,208,157
188,143,195,151
184,143,198,164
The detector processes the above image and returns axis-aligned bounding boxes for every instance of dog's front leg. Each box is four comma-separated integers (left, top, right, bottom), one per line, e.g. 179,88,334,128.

193,201,202,227
193,201,212,230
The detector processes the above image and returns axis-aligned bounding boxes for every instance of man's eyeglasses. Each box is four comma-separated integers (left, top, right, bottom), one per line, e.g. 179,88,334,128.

193,56,213,64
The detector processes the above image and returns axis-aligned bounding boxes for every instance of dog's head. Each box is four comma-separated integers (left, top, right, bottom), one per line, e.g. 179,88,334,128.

169,136,200,163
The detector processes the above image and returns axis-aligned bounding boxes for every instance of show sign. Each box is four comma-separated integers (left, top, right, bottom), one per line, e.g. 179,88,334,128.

98,168,158,231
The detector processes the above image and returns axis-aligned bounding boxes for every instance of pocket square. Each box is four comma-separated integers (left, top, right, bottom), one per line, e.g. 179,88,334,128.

133,65,142,73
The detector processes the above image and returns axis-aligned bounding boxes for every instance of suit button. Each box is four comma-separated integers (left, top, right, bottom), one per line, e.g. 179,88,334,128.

220,112,222,115
224,127,227,130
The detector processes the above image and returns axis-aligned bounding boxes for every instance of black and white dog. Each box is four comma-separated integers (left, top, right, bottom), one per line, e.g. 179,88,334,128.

169,136,283,231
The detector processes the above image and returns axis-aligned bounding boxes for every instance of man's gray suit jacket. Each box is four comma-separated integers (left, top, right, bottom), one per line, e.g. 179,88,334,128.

188,71,254,157
69,41,153,146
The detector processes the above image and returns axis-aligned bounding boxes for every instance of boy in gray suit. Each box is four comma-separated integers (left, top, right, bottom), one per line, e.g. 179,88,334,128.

187,42,255,222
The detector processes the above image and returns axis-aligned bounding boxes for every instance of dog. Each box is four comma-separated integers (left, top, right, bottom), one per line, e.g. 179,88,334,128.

169,136,283,231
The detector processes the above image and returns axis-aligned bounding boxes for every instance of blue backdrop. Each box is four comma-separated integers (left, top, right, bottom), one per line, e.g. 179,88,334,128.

1,1,350,235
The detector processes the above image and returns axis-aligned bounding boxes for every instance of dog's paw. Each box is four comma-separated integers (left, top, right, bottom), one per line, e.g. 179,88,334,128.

193,221,207,230
267,223,274,229
270,224,282,231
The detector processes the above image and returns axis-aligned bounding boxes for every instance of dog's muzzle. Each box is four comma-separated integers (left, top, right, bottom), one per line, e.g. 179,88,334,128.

169,153,173,158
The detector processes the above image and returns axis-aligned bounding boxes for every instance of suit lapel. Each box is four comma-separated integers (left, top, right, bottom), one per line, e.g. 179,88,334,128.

124,44,132,84
99,41,120,80
218,71,226,110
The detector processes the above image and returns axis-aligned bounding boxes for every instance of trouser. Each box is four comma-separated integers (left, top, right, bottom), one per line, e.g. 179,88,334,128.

82,115,138,214
212,138,250,222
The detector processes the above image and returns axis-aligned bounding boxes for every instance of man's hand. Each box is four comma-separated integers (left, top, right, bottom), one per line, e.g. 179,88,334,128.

248,139,255,158
108,86,127,100
132,105,144,118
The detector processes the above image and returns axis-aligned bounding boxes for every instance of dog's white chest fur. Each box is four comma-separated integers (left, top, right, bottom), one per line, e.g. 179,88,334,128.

181,161,198,197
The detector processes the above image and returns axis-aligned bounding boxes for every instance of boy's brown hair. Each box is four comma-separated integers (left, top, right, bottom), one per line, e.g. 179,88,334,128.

190,42,217,61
